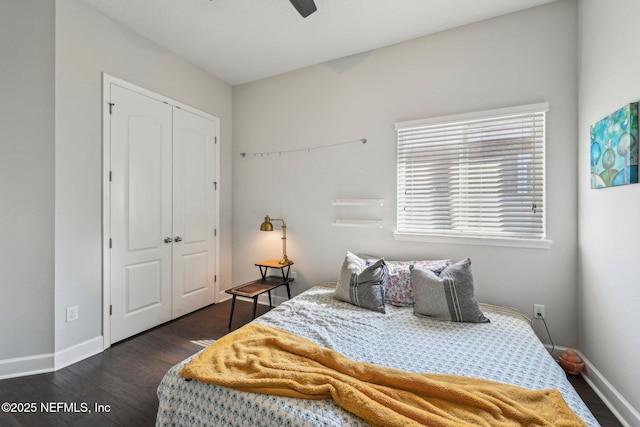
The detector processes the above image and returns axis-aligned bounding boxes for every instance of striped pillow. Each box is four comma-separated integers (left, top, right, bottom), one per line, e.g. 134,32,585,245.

411,258,489,323
335,252,387,313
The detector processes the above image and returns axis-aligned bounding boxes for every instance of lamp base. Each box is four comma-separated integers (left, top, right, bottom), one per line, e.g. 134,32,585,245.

279,256,292,265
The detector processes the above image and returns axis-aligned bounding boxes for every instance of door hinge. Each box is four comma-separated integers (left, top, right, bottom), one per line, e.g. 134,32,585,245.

213,181,217,190
215,136,218,144
214,228,217,237
214,275,217,283
109,171,112,181
109,304,113,315
108,102,115,115
109,238,112,248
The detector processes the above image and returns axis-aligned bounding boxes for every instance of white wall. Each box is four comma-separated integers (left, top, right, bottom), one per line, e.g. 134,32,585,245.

0,0,55,364
578,0,640,423
233,1,580,346
53,0,233,356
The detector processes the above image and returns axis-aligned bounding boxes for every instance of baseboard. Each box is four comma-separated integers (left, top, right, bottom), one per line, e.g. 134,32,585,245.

0,336,105,380
252,294,289,308
54,336,104,371
578,351,640,427
0,352,54,380
217,290,230,304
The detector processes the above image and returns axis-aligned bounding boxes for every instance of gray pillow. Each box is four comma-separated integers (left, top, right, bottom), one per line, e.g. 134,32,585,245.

334,252,386,313
411,258,489,323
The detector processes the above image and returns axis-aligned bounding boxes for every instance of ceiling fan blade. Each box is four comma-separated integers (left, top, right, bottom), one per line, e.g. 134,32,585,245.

289,0,317,18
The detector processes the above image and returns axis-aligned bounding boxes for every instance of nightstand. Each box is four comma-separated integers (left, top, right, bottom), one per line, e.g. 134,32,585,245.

225,260,294,329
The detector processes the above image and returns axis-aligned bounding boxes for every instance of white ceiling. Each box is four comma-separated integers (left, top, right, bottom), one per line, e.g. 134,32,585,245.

78,0,557,86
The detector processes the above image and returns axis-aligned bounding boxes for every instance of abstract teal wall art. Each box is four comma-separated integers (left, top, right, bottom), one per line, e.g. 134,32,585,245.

590,103,638,189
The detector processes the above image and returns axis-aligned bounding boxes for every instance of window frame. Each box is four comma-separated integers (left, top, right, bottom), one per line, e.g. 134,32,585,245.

393,103,553,249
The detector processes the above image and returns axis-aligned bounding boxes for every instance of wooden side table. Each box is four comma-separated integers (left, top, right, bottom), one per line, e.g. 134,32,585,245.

225,260,294,329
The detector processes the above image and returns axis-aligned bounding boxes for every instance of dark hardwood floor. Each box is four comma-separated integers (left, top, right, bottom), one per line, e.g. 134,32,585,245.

567,374,623,427
0,299,622,426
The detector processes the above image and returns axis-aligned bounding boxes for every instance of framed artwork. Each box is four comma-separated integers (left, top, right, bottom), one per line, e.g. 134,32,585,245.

590,103,639,189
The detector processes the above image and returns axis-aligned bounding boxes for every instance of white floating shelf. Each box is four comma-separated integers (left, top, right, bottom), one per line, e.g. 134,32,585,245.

332,219,384,228
332,198,384,206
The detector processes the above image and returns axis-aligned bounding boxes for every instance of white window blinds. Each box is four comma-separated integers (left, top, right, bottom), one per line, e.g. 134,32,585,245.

396,103,548,240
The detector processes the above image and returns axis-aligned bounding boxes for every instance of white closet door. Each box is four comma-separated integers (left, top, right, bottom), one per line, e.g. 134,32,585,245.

109,85,173,343
171,108,217,318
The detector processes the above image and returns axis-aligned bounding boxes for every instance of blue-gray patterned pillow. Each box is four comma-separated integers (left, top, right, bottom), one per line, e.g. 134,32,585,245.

334,252,386,313
411,258,489,323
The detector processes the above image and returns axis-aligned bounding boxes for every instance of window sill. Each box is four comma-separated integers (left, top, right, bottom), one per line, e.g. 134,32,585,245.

392,232,553,249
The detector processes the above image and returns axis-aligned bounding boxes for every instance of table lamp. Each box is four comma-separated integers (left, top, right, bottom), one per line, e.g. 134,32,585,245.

259,215,292,265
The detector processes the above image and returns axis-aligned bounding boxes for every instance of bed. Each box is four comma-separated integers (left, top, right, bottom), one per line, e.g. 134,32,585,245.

156,256,599,426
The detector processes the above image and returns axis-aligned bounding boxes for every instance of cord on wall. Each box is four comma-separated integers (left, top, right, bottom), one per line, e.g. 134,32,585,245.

240,138,366,157
531,313,555,356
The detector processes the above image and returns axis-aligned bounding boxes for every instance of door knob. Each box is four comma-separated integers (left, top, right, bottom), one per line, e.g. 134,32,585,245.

174,236,183,242
164,237,173,243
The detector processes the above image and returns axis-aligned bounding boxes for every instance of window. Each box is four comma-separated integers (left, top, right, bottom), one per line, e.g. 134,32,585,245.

395,103,549,247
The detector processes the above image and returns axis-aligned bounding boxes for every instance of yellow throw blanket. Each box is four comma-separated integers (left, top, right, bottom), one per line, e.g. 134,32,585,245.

181,323,587,427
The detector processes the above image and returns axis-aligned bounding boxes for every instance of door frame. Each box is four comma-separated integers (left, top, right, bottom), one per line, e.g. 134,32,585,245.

101,73,221,349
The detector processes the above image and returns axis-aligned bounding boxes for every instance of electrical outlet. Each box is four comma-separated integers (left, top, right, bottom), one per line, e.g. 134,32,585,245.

66,305,79,322
533,304,545,319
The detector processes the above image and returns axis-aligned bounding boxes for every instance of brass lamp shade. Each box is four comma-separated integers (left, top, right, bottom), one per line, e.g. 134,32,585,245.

259,215,291,264
259,216,274,231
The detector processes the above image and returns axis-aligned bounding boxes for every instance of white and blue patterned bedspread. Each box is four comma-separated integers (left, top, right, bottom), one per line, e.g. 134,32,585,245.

156,285,599,426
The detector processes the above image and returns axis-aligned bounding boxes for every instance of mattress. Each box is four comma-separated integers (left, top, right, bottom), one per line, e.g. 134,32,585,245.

156,285,600,426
